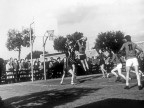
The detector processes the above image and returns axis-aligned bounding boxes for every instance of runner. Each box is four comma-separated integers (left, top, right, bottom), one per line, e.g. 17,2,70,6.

119,35,143,90
108,51,126,82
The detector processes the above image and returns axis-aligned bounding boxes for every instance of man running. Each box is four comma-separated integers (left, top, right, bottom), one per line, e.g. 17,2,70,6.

119,35,143,90
108,51,126,82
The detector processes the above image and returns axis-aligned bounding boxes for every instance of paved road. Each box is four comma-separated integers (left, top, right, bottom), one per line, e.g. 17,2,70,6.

0,74,144,108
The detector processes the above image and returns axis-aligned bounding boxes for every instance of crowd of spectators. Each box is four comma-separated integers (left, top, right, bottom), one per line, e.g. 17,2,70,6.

1,53,144,84
0,56,104,84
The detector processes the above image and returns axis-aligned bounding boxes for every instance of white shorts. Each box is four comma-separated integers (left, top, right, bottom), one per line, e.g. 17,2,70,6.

116,63,122,69
126,58,139,67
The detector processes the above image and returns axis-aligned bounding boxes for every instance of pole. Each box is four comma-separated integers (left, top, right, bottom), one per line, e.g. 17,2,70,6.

30,22,34,82
43,36,46,80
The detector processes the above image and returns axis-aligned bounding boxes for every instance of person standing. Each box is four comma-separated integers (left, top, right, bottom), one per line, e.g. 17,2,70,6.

60,38,77,85
98,49,108,78
13,59,19,82
119,35,143,90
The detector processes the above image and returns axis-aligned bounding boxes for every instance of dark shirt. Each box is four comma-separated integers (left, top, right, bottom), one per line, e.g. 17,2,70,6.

120,41,143,59
110,54,122,64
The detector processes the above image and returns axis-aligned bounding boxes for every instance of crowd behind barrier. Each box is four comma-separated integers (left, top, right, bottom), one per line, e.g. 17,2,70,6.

0,55,144,84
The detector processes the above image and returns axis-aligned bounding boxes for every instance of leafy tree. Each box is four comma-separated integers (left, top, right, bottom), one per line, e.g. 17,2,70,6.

53,36,67,53
94,31,125,53
25,50,48,59
6,28,35,60
53,32,84,52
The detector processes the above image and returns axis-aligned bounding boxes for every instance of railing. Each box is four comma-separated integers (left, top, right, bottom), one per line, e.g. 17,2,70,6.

1,69,44,84
0,63,124,84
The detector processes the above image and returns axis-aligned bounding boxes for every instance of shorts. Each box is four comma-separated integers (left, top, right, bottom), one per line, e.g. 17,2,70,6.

126,58,139,67
79,54,86,60
116,63,122,69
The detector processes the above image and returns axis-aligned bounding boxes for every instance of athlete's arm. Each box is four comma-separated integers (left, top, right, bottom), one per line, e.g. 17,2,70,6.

135,44,143,52
119,43,125,51
110,54,116,63
135,44,143,56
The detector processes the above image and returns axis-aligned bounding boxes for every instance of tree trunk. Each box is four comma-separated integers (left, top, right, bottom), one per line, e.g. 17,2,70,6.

18,47,21,60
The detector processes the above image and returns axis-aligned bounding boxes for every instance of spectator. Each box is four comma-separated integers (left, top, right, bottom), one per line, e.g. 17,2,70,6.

0,58,4,84
33,58,40,70
6,60,14,81
13,58,19,82
19,59,25,70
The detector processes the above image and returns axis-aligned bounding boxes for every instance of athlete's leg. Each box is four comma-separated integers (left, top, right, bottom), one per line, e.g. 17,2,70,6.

101,64,107,77
133,58,143,89
84,59,89,70
60,70,65,84
117,64,126,80
68,68,75,85
134,65,142,88
102,64,108,77
124,59,132,89
80,60,87,72
118,68,126,80
125,66,130,87
72,64,77,82
111,67,118,77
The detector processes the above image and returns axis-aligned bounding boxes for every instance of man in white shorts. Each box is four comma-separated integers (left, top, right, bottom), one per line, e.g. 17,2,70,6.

109,51,126,82
119,35,143,90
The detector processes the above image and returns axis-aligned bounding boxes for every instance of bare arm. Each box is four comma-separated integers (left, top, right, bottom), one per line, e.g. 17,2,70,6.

110,54,116,63
135,44,143,56
77,40,81,47
119,44,125,51
136,44,143,52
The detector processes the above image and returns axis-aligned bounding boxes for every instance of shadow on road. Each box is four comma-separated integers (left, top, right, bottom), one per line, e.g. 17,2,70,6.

78,75,102,83
76,98,144,108
3,87,101,108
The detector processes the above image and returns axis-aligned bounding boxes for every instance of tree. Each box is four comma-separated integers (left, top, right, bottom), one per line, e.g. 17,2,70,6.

53,36,67,53
25,50,48,59
53,32,84,52
94,31,125,53
6,28,35,60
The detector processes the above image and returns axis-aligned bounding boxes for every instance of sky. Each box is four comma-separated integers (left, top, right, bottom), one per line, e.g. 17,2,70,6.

0,0,144,60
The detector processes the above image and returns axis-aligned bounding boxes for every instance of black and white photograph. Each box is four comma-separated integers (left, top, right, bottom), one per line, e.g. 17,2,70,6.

0,0,144,108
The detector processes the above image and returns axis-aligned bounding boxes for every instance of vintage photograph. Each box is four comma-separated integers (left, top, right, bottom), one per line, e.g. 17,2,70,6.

0,0,144,107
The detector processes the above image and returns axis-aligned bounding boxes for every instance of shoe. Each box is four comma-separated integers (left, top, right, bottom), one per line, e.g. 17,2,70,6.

107,73,109,78
60,82,63,85
115,77,121,82
71,82,76,85
124,86,130,90
138,85,143,90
